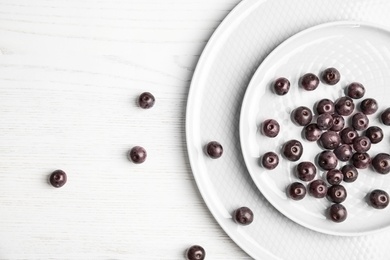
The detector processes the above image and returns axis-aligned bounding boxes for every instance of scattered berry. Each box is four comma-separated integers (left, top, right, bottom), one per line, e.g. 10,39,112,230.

186,245,206,260
328,204,347,223
138,92,155,109
262,119,280,137
322,67,340,85
233,207,254,225
300,73,319,91
206,141,223,159
273,77,290,95
287,182,307,200
49,170,67,188
262,152,279,170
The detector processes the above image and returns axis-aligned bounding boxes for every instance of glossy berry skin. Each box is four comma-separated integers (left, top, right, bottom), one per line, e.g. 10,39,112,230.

300,73,319,91
186,245,206,260
326,169,343,185
369,189,389,209
352,152,371,169
319,131,341,150
262,152,279,170
282,140,303,161
340,127,358,144
335,96,355,116
262,119,280,138
346,82,365,99
296,161,317,181
317,113,334,130
328,204,347,223
318,151,338,170
287,182,307,200
381,108,390,125
304,123,322,142
352,112,369,131
273,77,290,95
346,82,366,99
365,126,384,144
129,146,147,163
292,106,313,126
138,92,155,109
206,141,223,159
352,136,371,153
371,153,390,174
49,170,67,188
360,98,378,115
341,165,358,183
233,207,254,225
308,179,328,198
321,67,340,85
330,114,345,132
334,144,353,161
327,184,347,203
316,99,335,114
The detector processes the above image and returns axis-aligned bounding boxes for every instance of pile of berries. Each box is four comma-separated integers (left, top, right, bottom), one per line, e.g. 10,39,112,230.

261,67,390,223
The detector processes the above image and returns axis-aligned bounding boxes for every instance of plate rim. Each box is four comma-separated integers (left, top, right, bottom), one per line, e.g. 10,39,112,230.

185,0,278,259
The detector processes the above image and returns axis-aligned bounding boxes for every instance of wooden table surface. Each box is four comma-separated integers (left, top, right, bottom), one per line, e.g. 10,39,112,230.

0,0,254,259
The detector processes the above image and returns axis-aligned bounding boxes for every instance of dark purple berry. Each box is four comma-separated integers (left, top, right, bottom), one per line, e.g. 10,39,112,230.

346,82,365,99
319,131,341,150
381,108,390,125
317,113,334,130
262,119,280,137
287,182,307,200
304,123,322,141
335,96,355,116
352,136,371,153
352,112,369,131
186,245,205,260
327,184,347,203
292,106,313,126
300,73,319,91
365,126,384,144
321,67,340,85
352,152,371,169
282,140,303,161
206,141,223,159
138,92,155,109
340,127,358,144
262,152,279,170
360,98,378,115
49,170,67,188
334,144,353,161
316,99,335,114
273,77,290,95
369,189,389,209
233,207,254,225
296,161,317,181
341,165,358,183
371,153,390,174
328,204,347,223
308,179,328,198
330,114,345,132
326,169,343,185
129,146,147,163
318,151,338,170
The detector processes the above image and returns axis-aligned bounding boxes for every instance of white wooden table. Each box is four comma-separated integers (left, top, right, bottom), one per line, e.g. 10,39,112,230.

0,0,253,259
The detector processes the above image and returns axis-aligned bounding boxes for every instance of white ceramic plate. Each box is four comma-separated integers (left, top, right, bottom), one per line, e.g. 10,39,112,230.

186,0,390,259
240,21,390,236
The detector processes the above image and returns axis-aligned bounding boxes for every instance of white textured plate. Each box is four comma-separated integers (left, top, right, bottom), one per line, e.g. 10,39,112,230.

186,0,390,259
240,21,390,236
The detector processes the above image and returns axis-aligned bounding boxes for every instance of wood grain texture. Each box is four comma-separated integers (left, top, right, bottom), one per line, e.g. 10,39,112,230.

0,0,252,259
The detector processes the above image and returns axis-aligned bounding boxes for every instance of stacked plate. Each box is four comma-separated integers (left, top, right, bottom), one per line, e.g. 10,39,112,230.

186,0,390,259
